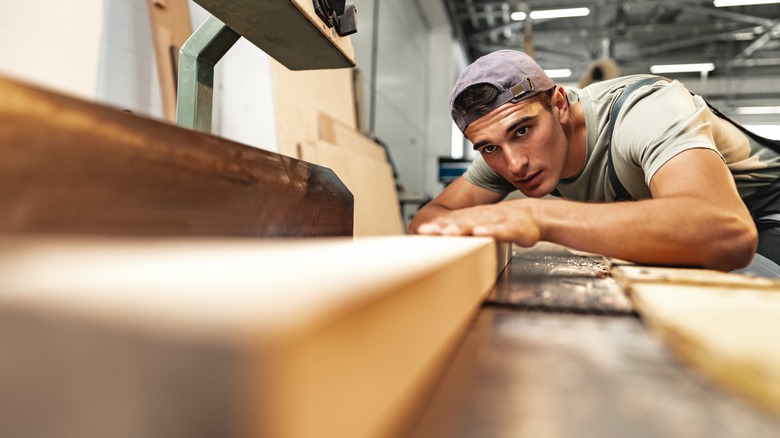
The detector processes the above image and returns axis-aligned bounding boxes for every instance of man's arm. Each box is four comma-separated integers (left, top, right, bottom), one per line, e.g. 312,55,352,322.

416,149,757,271
407,176,506,234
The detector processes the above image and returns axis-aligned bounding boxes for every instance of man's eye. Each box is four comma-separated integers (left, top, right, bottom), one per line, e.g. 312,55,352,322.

516,126,530,137
482,145,497,154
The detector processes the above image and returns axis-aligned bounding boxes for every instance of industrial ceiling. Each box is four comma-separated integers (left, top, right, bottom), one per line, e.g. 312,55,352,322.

444,0,780,119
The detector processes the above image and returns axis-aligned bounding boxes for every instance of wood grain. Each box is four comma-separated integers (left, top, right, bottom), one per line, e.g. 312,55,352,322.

613,265,780,414
0,76,353,237
0,235,498,438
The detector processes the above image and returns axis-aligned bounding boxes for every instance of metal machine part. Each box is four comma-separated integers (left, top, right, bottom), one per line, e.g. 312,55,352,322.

179,0,358,133
312,0,358,36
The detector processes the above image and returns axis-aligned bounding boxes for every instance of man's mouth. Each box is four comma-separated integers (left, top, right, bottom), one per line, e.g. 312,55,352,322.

517,170,541,185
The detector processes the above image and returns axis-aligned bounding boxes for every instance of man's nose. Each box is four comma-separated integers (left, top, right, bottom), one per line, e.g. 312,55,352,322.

504,148,527,174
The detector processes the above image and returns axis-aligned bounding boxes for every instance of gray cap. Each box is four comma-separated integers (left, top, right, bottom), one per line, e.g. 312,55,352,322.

450,50,556,132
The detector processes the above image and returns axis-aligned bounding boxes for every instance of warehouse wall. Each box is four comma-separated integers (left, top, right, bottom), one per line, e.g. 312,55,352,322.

351,0,464,201
0,1,277,152
0,0,104,101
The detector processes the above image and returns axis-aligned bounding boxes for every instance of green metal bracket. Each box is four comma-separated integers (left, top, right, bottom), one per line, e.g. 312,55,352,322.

176,15,240,132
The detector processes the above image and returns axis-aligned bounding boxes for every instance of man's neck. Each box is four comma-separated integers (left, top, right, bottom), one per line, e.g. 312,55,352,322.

561,101,587,179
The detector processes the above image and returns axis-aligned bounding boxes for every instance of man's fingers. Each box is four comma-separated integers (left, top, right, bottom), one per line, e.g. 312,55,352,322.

416,222,442,234
417,222,467,235
441,223,464,235
472,222,541,246
471,225,492,236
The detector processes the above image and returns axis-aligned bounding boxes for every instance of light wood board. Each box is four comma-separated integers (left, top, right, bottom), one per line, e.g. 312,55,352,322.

0,235,498,438
317,112,387,162
147,0,192,122
613,265,780,415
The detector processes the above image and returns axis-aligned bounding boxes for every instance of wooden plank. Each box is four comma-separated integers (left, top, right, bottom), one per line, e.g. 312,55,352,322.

192,0,355,70
0,235,498,438
410,307,780,437
300,140,403,236
0,75,353,237
613,265,780,415
147,0,192,122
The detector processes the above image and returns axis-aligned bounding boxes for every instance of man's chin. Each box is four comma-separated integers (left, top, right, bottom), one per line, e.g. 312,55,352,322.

512,182,555,198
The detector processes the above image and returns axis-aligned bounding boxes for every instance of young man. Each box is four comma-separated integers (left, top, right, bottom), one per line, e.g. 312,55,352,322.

409,50,780,276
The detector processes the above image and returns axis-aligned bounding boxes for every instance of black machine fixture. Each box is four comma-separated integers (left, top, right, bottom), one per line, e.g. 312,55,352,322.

313,0,358,36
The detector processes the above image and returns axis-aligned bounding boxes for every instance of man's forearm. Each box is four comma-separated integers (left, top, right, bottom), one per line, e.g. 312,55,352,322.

534,197,756,270
417,197,757,271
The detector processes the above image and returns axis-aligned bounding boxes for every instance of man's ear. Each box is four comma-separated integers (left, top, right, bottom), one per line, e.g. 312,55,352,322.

551,86,569,122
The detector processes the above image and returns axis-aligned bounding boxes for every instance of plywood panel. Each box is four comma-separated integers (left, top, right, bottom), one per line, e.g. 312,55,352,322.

317,112,387,161
271,62,357,158
147,0,193,122
0,235,498,438
613,265,780,414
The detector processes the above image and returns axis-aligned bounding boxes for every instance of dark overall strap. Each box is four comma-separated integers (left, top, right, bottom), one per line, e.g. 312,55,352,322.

606,76,780,203
703,101,780,153
606,76,670,201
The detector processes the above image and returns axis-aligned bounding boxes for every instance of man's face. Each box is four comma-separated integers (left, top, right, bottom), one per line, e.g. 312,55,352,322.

464,92,569,198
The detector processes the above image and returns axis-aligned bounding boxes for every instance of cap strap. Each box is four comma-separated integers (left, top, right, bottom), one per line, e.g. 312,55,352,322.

454,77,536,132
509,78,534,102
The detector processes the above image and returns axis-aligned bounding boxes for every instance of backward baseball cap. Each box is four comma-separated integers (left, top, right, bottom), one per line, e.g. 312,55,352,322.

450,50,556,133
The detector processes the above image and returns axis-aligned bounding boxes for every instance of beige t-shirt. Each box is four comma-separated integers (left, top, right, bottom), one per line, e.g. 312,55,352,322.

463,75,780,202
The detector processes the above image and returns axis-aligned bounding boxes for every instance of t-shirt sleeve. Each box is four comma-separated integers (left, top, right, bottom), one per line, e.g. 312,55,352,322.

612,81,724,188
462,154,516,194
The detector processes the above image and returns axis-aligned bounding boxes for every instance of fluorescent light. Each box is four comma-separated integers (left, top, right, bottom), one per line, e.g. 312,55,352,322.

745,125,780,140
650,63,715,73
735,106,780,115
544,69,572,78
511,7,590,21
714,0,780,7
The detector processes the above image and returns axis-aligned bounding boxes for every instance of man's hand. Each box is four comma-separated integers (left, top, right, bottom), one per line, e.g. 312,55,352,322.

416,200,542,247
407,176,507,234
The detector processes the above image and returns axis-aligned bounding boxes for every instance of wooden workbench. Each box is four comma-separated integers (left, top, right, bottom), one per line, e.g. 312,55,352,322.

407,244,780,437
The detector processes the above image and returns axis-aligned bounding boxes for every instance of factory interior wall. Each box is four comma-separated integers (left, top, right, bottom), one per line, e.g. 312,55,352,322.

0,0,105,102
0,1,278,153
350,0,461,200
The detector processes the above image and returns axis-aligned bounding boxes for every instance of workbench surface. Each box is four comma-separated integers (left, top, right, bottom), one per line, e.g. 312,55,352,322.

408,244,780,438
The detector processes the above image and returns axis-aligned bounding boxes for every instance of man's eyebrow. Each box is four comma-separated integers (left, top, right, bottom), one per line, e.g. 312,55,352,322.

505,116,533,135
471,116,533,150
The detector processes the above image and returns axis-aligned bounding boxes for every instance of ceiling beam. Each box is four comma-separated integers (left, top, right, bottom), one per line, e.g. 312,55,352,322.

737,20,780,59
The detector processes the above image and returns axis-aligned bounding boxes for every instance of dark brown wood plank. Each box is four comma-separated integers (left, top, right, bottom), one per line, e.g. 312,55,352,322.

487,243,634,315
0,76,353,237
407,308,780,438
